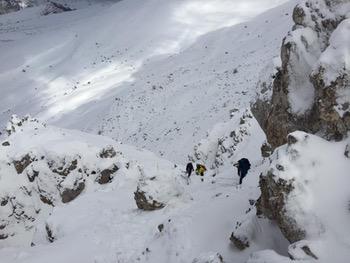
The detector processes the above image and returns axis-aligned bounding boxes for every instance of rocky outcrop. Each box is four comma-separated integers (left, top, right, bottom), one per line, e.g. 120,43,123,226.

41,1,74,16
0,116,122,247
0,0,31,15
251,131,350,261
256,169,306,243
252,0,350,149
191,109,264,169
0,0,75,16
256,134,308,244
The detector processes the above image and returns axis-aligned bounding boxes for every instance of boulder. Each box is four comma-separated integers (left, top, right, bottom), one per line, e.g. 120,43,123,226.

98,165,118,184
134,187,165,211
230,232,249,250
61,182,85,203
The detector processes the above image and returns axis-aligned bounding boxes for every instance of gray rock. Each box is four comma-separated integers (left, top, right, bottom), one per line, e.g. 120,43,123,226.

61,182,85,203
345,144,350,158
230,232,249,250
50,159,78,177
256,171,306,243
13,154,34,174
292,4,306,26
134,187,165,211
2,141,10,146
45,224,55,243
41,1,74,16
252,1,350,149
99,146,117,158
98,165,118,184
260,142,273,158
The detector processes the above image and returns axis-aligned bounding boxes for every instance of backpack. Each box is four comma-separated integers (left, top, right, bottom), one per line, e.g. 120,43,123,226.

239,158,251,170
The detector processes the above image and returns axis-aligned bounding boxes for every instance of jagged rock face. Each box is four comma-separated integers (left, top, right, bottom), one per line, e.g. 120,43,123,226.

252,0,350,149
256,133,310,244
256,170,306,243
0,115,122,247
254,131,350,261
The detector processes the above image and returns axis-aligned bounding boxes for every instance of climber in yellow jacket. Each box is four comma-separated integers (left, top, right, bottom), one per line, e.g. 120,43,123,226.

195,164,207,176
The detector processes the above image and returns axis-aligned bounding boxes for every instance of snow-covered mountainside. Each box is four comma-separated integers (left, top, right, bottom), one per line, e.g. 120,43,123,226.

1,0,350,262
0,0,293,163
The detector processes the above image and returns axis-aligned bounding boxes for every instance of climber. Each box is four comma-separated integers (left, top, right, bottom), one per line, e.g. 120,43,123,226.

195,164,207,176
233,158,251,185
186,162,194,178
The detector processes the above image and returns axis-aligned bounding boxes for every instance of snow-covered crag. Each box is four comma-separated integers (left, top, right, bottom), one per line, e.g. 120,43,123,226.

0,115,186,249
253,132,350,261
0,115,126,247
253,0,350,148
191,109,265,170
245,1,350,261
0,0,33,14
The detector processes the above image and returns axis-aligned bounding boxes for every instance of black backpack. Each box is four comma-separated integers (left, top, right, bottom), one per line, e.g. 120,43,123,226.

239,158,251,170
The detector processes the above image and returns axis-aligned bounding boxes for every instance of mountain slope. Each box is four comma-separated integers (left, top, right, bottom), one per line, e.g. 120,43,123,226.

0,0,292,163
6,1,350,263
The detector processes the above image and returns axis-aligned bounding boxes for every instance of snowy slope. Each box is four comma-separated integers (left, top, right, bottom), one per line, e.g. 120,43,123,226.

95,2,295,163
0,1,327,263
0,0,293,163
0,114,288,263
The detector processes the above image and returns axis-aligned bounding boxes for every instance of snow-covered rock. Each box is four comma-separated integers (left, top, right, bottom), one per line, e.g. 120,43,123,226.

192,252,224,263
253,0,350,148
191,109,265,169
134,164,186,211
40,1,74,16
0,0,33,15
255,131,350,261
0,115,126,247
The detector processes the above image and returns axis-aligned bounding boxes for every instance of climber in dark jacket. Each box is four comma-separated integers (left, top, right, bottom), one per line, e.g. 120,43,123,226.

186,162,194,178
234,158,251,185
